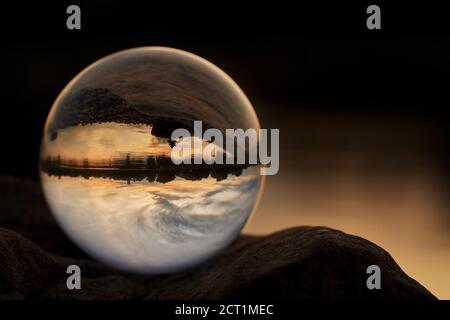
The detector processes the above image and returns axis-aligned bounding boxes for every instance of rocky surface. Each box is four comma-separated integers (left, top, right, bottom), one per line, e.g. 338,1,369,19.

0,176,437,299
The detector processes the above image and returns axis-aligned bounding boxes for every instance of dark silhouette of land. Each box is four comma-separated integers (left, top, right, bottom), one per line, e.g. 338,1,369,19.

48,87,215,141
40,154,251,184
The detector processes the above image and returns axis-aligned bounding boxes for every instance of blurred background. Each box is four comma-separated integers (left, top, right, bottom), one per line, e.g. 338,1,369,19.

0,2,449,298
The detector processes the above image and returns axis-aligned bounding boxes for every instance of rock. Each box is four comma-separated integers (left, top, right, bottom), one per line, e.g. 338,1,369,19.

0,227,147,300
0,228,58,299
142,226,436,299
0,226,436,300
0,176,437,299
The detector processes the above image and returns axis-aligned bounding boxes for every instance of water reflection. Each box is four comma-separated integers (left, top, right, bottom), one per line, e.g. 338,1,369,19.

41,122,251,184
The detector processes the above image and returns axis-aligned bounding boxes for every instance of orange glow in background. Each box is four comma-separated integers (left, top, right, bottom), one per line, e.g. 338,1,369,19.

244,109,450,299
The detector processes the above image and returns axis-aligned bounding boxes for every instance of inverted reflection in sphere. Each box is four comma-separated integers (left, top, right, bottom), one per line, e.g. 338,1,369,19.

40,47,263,273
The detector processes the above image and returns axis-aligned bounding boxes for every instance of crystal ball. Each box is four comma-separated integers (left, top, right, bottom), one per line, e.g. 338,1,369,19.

39,47,263,273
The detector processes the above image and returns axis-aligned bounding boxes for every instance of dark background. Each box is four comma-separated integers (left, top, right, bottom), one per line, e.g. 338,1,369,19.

0,0,450,299
0,1,449,179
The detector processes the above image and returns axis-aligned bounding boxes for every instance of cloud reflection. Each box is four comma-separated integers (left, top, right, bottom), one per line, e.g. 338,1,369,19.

41,168,261,273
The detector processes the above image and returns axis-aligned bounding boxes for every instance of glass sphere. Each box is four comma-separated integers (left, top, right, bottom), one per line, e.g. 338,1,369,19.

40,47,263,273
